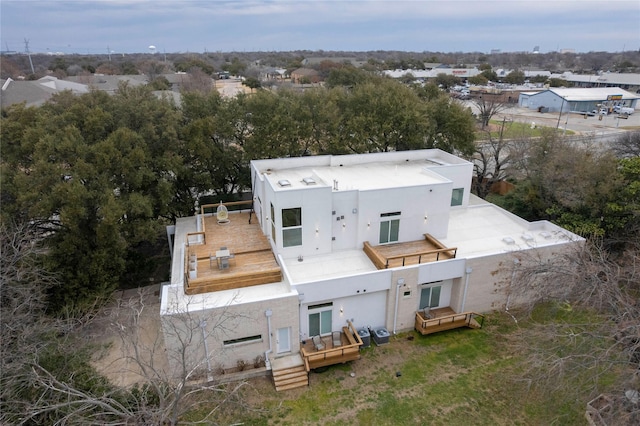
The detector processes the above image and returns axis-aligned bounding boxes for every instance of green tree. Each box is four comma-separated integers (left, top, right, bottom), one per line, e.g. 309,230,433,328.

0,86,182,311
336,79,430,153
480,69,498,82
548,78,569,87
468,74,488,86
504,70,525,84
325,66,373,88
434,73,461,89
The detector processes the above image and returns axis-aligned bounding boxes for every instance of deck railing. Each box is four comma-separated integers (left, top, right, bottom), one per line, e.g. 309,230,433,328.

301,320,363,371
415,311,484,335
363,241,457,269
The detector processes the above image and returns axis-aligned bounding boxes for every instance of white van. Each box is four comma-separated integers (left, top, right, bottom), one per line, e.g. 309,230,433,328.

614,105,634,115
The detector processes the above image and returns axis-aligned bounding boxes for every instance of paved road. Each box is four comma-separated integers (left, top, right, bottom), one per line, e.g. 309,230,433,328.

463,102,640,137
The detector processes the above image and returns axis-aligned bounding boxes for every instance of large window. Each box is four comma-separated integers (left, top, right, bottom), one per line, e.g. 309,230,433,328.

308,302,333,336
451,188,464,206
419,285,442,310
379,212,400,244
282,207,302,247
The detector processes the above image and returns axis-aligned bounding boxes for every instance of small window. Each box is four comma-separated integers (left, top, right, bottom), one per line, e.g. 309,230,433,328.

403,290,412,298
451,188,464,206
223,335,262,346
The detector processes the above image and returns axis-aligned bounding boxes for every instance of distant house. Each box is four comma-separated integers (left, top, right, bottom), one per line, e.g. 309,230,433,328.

1,76,89,108
161,149,584,391
290,68,321,84
302,57,366,68
65,74,148,94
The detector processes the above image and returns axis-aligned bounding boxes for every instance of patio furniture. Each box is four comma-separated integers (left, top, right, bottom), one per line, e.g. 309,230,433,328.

312,335,325,351
332,331,342,347
216,202,230,224
423,307,432,319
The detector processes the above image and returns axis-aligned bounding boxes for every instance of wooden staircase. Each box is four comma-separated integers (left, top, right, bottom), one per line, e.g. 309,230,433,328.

270,353,309,391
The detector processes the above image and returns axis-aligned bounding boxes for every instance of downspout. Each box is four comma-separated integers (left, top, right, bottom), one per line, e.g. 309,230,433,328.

264,309,273,370
392,279,405,335
461,267,472,312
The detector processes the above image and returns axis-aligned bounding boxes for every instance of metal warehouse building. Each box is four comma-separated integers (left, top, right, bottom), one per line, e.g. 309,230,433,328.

518,87,640,114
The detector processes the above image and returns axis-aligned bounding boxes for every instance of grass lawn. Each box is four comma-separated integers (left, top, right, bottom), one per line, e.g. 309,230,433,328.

187,303,627,425
476,119,573,140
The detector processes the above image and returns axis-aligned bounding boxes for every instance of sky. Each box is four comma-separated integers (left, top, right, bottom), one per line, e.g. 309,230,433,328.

1,0,639,55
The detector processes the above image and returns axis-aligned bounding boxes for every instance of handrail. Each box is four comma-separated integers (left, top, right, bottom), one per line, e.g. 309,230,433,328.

201,200,253,215
186,231,206,246
415,311,485,330
300,321,364,371
384,246,457,267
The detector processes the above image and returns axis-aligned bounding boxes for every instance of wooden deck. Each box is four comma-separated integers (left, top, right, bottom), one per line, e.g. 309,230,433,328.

363,234,457,269
414,308,484,335
183,208,282,295
300,321,363,371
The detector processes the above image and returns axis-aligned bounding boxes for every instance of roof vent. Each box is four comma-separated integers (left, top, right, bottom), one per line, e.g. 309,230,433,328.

502,237,515,245
539,231,552,239
302,177,316,185
521,234,534,242
277,179,291,187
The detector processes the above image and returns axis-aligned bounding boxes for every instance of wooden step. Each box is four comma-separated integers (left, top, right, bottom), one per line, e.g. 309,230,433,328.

275,380,309,392
272,364,308,391
272,365,306,378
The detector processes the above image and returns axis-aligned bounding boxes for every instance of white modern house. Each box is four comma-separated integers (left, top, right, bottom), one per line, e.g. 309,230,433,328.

161,149,583,390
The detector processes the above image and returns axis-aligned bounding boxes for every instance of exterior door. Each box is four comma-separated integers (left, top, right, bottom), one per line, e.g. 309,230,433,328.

276,327,291,354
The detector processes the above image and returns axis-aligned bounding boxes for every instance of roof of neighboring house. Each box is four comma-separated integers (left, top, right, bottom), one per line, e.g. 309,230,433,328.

291,67,320,76
1,76,89,108
302,57,365,67
65,74,148,92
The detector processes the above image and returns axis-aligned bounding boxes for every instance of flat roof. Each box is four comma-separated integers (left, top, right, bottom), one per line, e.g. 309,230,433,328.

259,150,469,192
267,160,450,191
161,280,296,314
441,197,582,258
548,87,640,101
283,249,377,284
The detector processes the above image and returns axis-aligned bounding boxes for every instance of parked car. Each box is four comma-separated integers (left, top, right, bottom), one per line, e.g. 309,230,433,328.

592,108,608,116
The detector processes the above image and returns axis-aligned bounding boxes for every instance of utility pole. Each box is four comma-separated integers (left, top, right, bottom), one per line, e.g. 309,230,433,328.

107,46,111,61
24,38,35,74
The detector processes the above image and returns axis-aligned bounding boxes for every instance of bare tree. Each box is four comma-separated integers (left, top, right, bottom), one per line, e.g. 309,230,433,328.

470,96,509,129
181,67,214,94
1,222,249,424
503,241,640,424
0,222,61,423
19,288,249,425
612,130,640,158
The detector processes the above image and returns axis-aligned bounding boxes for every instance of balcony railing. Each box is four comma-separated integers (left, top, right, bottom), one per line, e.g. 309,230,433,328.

301,320,363,372
414,309,484,335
